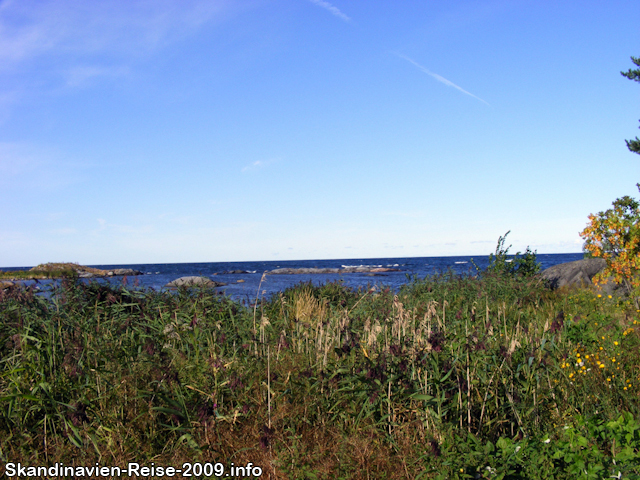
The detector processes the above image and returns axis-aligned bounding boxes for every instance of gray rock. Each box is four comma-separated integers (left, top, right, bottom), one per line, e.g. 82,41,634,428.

540,258,612,290
0,280,15,289
78,272,100,278
267,267,399,274
165,276,226,288
110,268,143,276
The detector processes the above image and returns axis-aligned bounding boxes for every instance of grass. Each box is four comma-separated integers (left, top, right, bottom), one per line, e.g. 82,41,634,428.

1,272,639,479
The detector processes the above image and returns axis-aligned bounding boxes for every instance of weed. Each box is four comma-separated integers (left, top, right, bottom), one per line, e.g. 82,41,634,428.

1,269,639,478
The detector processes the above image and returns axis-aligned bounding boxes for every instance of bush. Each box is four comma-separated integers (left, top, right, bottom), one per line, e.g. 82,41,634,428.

476,231,541,278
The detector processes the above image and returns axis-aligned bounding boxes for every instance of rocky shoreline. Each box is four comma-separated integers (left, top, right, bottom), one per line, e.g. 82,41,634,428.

76,268,143,278
266,266,400,275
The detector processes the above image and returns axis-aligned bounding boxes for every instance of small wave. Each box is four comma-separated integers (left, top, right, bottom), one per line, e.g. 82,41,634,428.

341,264,382,268
454,261,468,264
248,270,257,274
386,264,400,267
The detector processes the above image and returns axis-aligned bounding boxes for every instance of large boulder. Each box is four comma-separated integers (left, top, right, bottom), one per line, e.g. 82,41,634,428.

165,276,226,288
540,258,613,291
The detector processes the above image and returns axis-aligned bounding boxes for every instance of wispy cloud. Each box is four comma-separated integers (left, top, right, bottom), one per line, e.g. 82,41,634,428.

241,157,279,173
0,1,239,120
395,53,489,106
0,142,86,191
51,228,77,235
307,0,350,22
381,210,424,219
242,160,265,173
91,217,154,237
0,1,233,67
65,64,130,87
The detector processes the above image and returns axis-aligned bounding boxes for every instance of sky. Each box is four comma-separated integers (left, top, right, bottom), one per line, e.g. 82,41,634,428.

1,0,639,267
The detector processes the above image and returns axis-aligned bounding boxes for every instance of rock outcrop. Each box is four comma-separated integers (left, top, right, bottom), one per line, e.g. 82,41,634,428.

109,268,143,276
28,263,143,279
267,267,400,275
77,268,143,278
165,276,227,288
540,258,611,290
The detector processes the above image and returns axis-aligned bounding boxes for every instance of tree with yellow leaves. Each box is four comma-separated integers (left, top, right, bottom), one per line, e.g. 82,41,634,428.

580,189,640,307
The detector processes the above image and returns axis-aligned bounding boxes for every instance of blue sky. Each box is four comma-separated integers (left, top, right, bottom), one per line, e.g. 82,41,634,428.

1,0,639,267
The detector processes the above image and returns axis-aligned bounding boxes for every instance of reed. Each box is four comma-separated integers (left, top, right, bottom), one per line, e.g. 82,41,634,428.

1,272,639,478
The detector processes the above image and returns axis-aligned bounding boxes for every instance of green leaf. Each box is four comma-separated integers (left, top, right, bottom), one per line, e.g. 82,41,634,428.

410,394,435,402
484,441,495,455
496,437,512,451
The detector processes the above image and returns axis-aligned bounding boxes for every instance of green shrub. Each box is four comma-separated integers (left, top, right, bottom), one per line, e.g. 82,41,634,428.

477,231,541,278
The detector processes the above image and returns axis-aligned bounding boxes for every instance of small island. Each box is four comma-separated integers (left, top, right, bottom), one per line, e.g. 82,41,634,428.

0,262,142,284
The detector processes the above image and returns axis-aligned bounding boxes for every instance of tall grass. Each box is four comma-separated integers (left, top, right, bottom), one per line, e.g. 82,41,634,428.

1,273,639,479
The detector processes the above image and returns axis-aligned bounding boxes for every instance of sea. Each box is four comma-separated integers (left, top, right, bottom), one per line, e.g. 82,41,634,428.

3,253,584,304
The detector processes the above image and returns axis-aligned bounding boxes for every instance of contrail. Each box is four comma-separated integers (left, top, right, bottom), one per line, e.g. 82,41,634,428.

307,0,350,22
395,53,490,106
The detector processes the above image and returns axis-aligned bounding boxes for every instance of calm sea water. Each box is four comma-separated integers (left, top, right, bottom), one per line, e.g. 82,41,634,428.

5,253,583,303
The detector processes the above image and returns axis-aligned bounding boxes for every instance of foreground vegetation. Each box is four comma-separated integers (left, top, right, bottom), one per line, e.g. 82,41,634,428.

1,270,640,479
